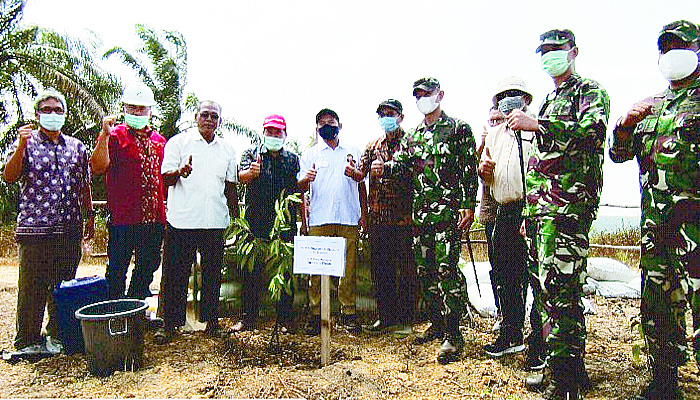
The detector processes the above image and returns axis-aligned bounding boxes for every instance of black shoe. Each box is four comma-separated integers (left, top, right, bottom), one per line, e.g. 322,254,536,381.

364,319,396,333
306,315,321,336
231,320,255,332
341,314,361,334
154,327,175,345
525,345,547,371
483,334,526,357
437,332,464,364
205,321,232,338
413,324,443,345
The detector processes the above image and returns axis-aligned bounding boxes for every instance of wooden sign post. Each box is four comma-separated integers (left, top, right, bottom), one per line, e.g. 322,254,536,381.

293,236,346,367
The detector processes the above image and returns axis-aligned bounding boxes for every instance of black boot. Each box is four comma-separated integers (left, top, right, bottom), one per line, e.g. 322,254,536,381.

413,316,444,345
630,364,679,400
437,314,463,364
541,357,580,400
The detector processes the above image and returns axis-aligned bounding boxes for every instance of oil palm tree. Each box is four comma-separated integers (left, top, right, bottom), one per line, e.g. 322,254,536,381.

0,0,121,147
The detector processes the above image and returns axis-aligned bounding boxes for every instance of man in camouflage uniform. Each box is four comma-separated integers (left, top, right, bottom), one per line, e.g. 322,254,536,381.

387,77,477,364
610,20,700,400
508,30,610,399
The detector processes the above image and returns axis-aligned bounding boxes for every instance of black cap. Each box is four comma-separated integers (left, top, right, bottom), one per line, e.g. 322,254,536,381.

316,108,340,124
536,29,576,53
376,99,403,115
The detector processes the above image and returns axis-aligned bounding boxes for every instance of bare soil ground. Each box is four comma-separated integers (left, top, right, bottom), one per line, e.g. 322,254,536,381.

0,256,698,399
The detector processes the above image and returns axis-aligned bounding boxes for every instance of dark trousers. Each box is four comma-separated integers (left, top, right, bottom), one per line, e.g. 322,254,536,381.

106,223,164,300
160,224,225,328
483,221,499,312
491,201,528,339
15,237,80,349
369,224,416,324
240,257,294,325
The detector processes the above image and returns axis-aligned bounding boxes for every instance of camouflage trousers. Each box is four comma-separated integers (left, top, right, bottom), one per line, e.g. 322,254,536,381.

414,219,469,330
640,216,700,370
525,213,592,359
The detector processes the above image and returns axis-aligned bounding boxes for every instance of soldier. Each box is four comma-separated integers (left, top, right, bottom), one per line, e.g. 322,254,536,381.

390,77,477,364
507,30,610,398
610,20,700,400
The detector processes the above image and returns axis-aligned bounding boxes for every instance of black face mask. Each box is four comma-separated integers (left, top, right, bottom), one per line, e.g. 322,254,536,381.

318,124,339,140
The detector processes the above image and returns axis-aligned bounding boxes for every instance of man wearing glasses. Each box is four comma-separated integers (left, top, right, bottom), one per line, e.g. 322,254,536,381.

91,82,167,301
507,29,610,398
3,89,94,352
156,100,239,343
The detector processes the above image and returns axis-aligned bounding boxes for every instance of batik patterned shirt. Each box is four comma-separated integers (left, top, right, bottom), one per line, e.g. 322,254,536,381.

358,129,412,226
5,131,91,239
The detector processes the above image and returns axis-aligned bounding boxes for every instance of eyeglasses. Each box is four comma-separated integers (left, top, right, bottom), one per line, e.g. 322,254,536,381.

199,112,220,121
37,107,65,115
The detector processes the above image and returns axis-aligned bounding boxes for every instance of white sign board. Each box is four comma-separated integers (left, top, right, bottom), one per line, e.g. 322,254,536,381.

293,236,346,277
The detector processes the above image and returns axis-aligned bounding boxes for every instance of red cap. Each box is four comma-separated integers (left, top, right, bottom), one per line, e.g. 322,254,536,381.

263,114,286,130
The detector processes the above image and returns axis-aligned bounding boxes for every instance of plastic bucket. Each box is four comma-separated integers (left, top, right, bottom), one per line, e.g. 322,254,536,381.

53,276,107,354
75,299,148,376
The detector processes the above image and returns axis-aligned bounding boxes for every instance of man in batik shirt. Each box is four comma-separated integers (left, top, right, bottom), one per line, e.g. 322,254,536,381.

358,99,416,334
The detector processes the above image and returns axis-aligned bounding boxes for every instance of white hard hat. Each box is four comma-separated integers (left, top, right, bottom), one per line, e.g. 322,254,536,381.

121,82,155,107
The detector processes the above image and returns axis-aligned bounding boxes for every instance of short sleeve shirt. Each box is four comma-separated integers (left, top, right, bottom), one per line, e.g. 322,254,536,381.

161,130,238,229
5,131,91,240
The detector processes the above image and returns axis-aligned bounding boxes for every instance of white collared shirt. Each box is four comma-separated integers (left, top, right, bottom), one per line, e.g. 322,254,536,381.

297,139,361,226
161,130,238,229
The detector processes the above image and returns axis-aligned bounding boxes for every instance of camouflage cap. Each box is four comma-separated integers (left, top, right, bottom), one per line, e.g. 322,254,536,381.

536,29,576,53
658,20,700,49
412,77,440,95
376,99,403,115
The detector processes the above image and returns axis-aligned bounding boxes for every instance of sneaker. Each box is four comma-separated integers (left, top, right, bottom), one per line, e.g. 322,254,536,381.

306,315,321,336
231,320,255,332
437,333,464,364
483,334,526,357
364,319,397,333
341,314,361,334
525,346,547,371
392,324,414,336
412,324,443,345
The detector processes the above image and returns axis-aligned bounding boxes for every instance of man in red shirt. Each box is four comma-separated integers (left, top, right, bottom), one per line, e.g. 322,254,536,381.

91,82,167,300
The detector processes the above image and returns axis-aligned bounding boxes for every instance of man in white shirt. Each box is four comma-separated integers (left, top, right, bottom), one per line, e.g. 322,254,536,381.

297,108,366,335
479,77,535,359
155,100,239,343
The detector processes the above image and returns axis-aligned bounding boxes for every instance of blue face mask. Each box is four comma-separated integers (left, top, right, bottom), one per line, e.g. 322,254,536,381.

318,124,339,140
124,113,149,130
378,116,399,133
38,113,66,132
264,135,285,151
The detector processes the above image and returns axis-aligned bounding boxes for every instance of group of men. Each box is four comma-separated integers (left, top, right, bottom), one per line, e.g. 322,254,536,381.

2,19,700,400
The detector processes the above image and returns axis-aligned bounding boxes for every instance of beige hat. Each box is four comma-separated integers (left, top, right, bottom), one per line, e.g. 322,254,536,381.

493,76,533,106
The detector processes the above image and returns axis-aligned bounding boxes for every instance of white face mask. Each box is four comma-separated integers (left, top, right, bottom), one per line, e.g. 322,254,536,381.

38,113,66,132
658,49,700,82
416,93,440,115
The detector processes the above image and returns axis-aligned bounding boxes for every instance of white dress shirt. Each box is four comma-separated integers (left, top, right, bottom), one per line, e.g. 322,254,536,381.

162,130,238,229
297,139,361,226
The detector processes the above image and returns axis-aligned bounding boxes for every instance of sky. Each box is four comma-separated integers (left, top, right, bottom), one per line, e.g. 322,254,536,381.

20,0,700,209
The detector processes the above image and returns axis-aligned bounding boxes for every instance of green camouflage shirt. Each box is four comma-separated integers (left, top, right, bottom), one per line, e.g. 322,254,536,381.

610,76,700,247
526,73,610,218
390,110,478,225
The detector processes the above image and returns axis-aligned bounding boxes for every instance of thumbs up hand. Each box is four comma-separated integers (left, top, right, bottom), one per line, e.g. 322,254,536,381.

344,154,361,181
370,149,384,178
249,152,262,179
304,163,317,184
179,155,193,178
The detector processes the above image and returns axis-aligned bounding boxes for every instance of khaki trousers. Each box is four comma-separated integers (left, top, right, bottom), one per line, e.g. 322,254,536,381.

308,224,357,316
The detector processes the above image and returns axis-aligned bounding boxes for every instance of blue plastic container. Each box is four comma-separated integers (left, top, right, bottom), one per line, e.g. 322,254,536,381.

53,276,108,354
